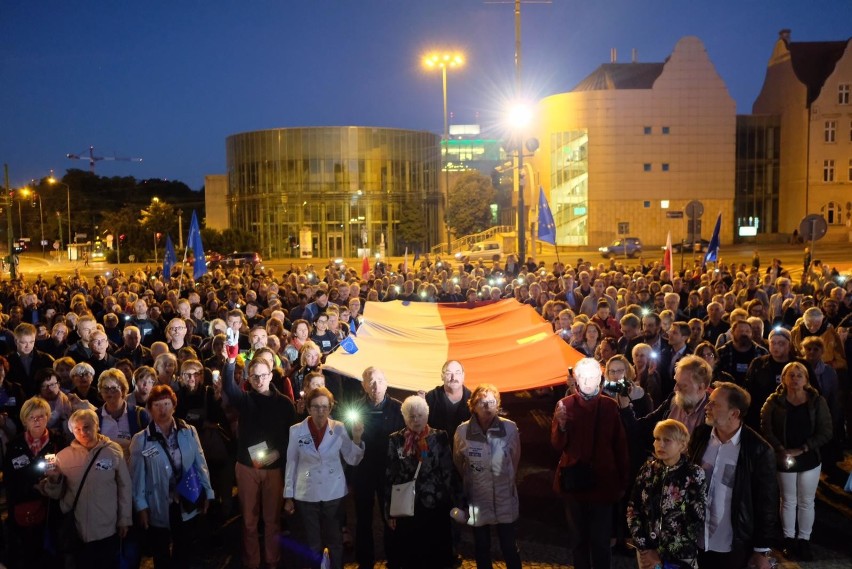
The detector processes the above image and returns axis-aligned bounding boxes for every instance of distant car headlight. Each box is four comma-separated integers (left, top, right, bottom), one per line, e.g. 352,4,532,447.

598,247,608,253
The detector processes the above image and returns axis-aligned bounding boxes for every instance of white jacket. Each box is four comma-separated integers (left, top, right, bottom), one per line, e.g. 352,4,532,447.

284,418,364,502
453,417,521,526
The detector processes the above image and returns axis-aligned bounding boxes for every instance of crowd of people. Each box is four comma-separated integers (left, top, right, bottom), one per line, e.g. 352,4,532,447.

0,250,847,569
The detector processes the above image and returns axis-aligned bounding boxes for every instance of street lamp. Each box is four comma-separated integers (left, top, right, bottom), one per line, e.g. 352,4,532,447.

423,51,464,254
47,174,71,250
508,103,536,265
17,188,30,241
29,192,45,257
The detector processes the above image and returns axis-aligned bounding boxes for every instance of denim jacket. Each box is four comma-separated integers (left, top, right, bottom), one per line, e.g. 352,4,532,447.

129,420,214,528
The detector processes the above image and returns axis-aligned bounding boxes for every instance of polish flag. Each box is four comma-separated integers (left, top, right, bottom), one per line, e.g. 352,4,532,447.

663,231,673,274
361,255,370,279
324,299,583,392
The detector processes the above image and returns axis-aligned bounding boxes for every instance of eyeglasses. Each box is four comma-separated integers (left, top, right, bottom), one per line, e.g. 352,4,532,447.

477,400,498,408
100,385,122,393
28,414,47,423
309,404,330,411
41,381,60,390
182,371,203,377
249,372,272,381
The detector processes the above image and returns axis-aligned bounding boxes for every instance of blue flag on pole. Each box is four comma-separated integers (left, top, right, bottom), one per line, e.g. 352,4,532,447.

163,235,177,280
537,187,556,245
703,212,722,266
188,211,207,278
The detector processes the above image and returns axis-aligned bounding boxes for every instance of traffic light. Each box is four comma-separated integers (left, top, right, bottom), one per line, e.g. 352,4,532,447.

119,234,126,243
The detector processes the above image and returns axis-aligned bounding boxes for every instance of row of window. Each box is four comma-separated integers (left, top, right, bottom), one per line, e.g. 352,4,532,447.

643,163,671,171
823,120,852,143
822,159,852,182
643,126,671,135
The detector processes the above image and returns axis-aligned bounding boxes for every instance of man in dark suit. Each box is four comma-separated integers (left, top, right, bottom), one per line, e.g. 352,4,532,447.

687,382,779,569
7,323,55,396
424,359,471,438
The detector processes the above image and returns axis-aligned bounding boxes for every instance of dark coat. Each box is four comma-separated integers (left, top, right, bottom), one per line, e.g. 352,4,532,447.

7,350,55,396
687,423,780,551
425,385,471,439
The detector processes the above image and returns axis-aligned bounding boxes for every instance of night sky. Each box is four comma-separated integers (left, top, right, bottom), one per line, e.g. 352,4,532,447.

1,1,849,190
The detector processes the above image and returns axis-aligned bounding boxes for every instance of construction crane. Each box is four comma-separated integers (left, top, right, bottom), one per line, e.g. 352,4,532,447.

66,146,143,174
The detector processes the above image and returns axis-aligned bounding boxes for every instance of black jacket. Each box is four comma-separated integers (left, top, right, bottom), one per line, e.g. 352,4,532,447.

425,385,471,438
687,423,780,551
7,350,55,397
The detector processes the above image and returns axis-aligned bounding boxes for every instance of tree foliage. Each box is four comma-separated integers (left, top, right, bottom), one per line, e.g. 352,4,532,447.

446,171,496,237
397,201,427,252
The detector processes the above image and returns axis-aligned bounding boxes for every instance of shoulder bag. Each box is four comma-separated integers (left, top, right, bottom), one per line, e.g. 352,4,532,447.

390,461,422,518
60,445,107,553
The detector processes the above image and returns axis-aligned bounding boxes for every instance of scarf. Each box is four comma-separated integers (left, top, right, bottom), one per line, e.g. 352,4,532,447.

403,425,430,460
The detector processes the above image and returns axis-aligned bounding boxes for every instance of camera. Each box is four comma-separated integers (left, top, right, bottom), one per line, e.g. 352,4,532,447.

603,379,631,398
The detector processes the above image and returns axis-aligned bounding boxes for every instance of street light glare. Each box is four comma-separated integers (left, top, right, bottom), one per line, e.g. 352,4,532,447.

508,103,533,130
422,52,464,69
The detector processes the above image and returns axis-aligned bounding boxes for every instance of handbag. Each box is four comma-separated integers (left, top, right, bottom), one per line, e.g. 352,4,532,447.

390,461,422,518
59,445,107,553
558,397,600,493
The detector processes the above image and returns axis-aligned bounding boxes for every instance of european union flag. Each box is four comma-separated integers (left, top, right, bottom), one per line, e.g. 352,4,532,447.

177,464,202,504
537,187,556,245
163,235,177,280
703,212,722,267
188,210,207,278
339,335,359,354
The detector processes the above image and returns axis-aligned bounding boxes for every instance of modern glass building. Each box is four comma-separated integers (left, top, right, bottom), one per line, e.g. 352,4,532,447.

226,127,441,259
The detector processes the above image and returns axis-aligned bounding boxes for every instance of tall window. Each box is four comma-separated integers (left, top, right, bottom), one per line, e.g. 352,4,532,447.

849,159,852,182
821,202,843,225
824,120,836,143
823,159,835,182
839,84,850,105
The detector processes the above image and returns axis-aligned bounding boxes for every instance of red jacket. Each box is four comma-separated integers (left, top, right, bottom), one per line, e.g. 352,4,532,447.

551,393,629,503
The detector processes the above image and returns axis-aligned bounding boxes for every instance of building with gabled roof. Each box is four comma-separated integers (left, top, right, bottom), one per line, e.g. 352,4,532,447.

752,29,852,240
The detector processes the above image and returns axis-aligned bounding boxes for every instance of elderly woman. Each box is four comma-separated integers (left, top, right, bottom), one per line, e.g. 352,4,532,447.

760,361,832,561
631,343,663,408
154,352,179,388
626,419,706,569
69,362,102,406
3,397,66,568
385,395,459,569
42,409,132,569
283,387,364,569
96,368,150,459
453,384,522,569
693,341,735,387
129,385,214,568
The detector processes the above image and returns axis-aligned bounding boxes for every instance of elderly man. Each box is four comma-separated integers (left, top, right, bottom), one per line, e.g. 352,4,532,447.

352,367,405,569
113,326,153,369
618,355,713,457
702,302,729,346
552,358,629,569
425,360,471,439
87,330,118,381
791,307,846,371
687,382,779,569
8,323,55,396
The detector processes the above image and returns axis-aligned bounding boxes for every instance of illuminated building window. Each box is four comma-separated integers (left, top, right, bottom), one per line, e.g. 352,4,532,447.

824,120,836,143
660,200,670,209
839,84,850,105
821,202,842,225
823,159,835,182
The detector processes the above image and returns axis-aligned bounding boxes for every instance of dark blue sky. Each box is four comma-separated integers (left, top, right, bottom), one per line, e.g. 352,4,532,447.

2,1,849,190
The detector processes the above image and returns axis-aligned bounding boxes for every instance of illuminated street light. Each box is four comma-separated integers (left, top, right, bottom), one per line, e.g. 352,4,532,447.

422,51,464,253
47,174,72,250
507,101,537,266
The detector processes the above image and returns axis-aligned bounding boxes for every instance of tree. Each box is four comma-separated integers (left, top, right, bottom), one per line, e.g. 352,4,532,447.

397,201,427,253
446,171,495,238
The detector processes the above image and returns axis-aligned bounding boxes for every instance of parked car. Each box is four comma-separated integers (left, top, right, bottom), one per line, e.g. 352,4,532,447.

454,240,503,262
662,239,710,253
598,237,642,258
206,251,263,270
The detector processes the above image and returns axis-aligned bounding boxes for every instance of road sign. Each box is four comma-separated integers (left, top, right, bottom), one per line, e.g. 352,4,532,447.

799,214,828,242
685,200,704,219
666,211,684,219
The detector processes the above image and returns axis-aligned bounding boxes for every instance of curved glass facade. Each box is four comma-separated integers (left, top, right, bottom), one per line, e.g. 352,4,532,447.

226,127,441,259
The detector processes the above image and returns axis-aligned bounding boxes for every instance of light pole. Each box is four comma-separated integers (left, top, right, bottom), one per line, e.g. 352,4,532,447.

3,164,16,279
30,192,45,257
17,188,28,241
47,174,71,249
423,51,464,254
